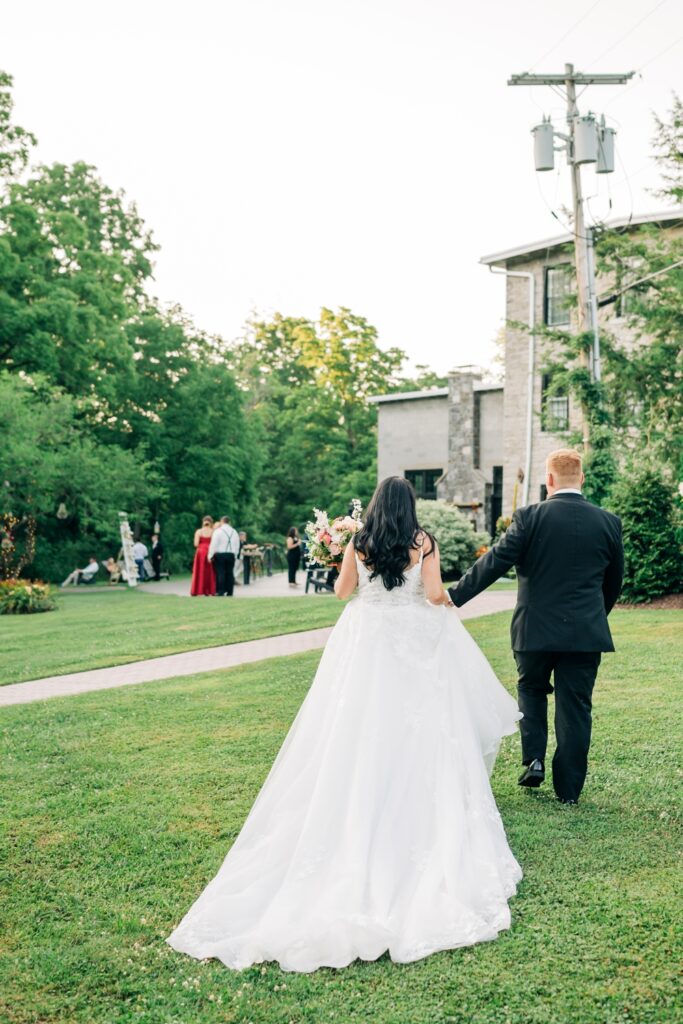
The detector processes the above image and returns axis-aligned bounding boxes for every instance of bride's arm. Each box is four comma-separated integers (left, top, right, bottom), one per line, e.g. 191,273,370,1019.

421,538,453,606
334,541,359,600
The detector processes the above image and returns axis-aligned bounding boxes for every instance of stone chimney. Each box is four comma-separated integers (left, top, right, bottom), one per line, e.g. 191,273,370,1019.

437,366,488,530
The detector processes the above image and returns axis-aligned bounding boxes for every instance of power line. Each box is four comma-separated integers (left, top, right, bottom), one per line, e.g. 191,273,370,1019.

528,0,604,72
602,30,683,112
586,0,670,68
640,27,683,68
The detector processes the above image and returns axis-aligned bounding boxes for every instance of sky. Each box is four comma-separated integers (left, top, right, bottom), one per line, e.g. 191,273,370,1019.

2,0,682,376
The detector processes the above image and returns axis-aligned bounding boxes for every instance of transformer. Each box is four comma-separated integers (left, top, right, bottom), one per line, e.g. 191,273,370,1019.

574,114,598,164
597,124,616,173
532,119,555,172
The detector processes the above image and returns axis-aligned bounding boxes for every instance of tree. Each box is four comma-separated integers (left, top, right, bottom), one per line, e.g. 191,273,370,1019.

610,462,683,602
0,373,149,579
415,500,489,580
0,160,157,416
152,361,260,569
228,308,408,532
0,70,36,180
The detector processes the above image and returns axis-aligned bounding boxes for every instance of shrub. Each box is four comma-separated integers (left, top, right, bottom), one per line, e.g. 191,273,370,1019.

0,579,56,614
610,464,683,603
416,500,489,580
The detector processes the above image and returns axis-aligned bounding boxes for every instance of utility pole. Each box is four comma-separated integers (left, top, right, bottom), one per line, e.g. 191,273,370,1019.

508,63,634,449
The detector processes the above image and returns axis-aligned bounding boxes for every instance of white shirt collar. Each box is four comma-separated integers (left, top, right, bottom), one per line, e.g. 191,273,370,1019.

552,488,583,496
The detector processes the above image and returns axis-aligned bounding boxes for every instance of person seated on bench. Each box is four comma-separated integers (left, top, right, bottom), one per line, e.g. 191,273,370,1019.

61,557,99,588
103,557,121,585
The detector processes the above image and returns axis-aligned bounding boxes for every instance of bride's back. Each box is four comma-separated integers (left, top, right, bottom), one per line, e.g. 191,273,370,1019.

355,544,426,606
352,475,431,603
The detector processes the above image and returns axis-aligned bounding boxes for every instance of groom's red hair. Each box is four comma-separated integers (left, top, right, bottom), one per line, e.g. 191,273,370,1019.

546,448,583,485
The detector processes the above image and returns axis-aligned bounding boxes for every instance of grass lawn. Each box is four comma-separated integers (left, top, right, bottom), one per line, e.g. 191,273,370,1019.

1,609,681,1024
0,591,344,686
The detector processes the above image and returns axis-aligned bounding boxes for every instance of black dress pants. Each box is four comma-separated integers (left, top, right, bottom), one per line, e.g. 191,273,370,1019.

287,548,300,584
214,552,235,596
514,650,602,801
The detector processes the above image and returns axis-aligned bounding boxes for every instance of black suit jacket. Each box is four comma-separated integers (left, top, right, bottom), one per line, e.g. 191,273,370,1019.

449,493,624,652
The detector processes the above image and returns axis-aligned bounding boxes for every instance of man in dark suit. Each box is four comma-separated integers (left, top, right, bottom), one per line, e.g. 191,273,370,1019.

448,449,624,805
151,534,164,581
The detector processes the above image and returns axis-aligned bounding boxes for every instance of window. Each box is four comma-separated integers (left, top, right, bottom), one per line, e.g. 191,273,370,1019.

544,265,572,326
614,264,641,319
404,469,442,499
541,373,569,432
486,466,504,537
473,392,481,469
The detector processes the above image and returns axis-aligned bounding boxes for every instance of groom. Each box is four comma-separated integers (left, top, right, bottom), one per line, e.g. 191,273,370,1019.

448,449,624,805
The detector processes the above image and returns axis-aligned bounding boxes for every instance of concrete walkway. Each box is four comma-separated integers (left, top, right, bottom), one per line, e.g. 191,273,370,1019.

142,571,321,598
0,591,516,708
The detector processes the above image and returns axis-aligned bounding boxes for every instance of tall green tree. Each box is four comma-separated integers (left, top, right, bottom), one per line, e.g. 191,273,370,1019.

228,308,407,532
0,71,35,180
0,372,148,579
152,360,260,568
0,160,156,414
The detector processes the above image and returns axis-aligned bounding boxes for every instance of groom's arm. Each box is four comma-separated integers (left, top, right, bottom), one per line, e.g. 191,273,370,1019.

602,516,624,614
448,509,527,608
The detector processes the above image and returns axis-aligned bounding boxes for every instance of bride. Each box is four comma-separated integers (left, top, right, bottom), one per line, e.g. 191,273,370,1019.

167,476,522,973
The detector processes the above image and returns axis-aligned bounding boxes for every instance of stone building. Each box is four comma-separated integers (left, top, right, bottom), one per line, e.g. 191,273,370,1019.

482,209,683,516
369,371,504,534
371,210,683,534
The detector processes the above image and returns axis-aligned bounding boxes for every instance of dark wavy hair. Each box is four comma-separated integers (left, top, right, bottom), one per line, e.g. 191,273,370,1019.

353,476,434,590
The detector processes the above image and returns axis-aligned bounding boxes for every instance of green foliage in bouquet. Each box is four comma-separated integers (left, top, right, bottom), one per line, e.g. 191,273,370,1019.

416,500,489,580
610,463,683,603
0,579,56,614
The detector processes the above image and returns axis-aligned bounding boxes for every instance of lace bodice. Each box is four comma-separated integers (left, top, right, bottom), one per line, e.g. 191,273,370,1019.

355,549,426,606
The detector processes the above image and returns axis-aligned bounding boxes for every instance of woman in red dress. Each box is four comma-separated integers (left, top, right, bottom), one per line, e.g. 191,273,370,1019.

191,516,216,596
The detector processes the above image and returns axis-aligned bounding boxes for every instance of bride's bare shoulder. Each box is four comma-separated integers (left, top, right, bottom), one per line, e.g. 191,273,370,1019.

416,529,435,556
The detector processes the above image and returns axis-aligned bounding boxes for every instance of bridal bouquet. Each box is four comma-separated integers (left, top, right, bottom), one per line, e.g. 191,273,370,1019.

305,499,363,567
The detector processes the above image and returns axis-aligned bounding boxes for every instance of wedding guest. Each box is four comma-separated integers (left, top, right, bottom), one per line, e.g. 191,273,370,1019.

263,543,274,577
239,531,251,586
208,516,241,596
132,538,149,582
151,533,164,581
103,557,121,585
286,527,301,588
61,557,99,587
191,516,216,596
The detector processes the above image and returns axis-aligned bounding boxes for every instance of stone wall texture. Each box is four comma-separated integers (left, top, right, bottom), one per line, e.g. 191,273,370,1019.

376,395,449,481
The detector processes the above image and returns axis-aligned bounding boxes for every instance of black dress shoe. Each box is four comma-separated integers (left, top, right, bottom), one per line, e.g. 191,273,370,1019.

558,797,578,805
518,759,545,788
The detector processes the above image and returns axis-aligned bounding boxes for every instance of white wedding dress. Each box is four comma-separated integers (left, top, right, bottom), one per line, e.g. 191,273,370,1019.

167,550,523,972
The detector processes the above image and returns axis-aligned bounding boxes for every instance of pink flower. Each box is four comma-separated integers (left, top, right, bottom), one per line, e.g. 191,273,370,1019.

329,542,341,556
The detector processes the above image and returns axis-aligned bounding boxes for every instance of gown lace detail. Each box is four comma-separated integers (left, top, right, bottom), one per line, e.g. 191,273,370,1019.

166,546,523,972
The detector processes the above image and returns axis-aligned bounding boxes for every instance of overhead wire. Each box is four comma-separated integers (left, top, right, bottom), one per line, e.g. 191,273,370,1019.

518,0,681,251
527,0,605,72
603,30,683,111
586,0,669,68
